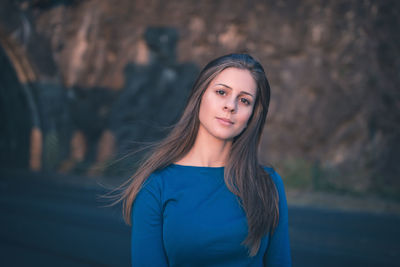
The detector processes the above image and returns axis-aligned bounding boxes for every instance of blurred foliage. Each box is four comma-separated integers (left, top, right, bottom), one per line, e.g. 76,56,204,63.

278,159,315,190
279,158,400,202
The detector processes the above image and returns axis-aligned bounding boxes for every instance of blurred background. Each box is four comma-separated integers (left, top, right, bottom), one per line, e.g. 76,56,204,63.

0,0,399,266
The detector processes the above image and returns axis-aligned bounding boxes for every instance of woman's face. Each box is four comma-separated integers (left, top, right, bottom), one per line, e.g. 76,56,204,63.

198,67,257,142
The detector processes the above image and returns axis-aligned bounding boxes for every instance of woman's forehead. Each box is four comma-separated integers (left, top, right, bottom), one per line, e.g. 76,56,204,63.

210,67,257,95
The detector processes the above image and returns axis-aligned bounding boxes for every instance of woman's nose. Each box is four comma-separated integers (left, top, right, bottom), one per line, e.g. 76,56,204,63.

223,99,236,113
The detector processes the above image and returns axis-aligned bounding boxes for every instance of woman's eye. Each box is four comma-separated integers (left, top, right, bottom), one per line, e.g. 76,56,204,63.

240,98,251,105
216,90,226,96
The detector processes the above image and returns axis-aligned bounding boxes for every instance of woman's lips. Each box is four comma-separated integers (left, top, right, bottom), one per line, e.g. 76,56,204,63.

216,117,234,126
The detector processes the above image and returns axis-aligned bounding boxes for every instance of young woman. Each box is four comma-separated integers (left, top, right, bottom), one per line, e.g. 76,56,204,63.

119,54,292,266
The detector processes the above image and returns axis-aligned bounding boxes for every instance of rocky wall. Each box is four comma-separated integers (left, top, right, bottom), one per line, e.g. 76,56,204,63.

1,0,399,197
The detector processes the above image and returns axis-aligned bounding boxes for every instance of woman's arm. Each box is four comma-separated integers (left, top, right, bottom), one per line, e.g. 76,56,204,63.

264,170,292,267
131,176,169,266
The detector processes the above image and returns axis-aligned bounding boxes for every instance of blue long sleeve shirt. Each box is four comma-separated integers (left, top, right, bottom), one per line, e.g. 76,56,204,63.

131,164,292,266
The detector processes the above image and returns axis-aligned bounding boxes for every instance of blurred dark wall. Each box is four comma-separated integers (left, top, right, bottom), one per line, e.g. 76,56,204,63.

0,0,399,197
0,42,31,169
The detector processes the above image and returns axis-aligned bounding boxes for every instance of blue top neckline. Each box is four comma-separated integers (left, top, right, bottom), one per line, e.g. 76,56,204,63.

170,163,225,170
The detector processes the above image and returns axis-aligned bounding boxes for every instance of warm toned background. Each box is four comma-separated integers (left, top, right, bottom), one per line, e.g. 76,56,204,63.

1,1,400,266
1,0,399,206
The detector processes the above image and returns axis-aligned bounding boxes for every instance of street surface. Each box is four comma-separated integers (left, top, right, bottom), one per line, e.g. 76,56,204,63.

0,170,399,266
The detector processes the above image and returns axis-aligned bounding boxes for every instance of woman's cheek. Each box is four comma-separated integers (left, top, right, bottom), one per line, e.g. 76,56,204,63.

242,109,253,123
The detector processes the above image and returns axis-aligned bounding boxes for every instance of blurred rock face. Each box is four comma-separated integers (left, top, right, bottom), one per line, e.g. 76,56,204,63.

0,0,399,196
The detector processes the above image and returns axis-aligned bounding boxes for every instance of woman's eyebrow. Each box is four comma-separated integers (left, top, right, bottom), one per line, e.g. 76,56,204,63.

214,83,255,98
215,83,232,90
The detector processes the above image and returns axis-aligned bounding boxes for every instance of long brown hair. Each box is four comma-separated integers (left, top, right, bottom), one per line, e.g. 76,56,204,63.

117,53,279,256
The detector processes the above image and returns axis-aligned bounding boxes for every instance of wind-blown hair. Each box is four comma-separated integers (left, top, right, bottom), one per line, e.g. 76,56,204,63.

118,53,279,256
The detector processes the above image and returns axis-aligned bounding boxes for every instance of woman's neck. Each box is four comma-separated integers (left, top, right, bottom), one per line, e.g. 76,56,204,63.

175,128,232,167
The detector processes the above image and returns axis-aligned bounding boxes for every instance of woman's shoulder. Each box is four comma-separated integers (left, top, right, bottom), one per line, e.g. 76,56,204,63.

262,166,285,192
141,164,179,189
262,165,279,179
